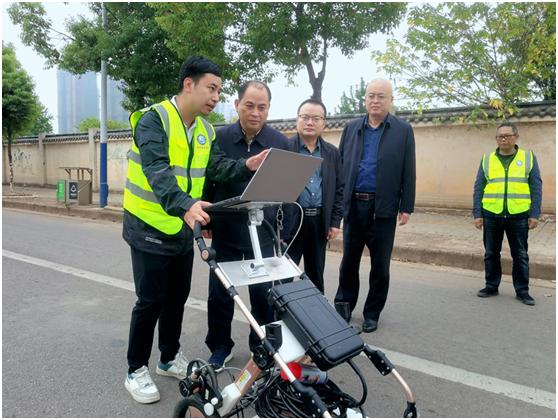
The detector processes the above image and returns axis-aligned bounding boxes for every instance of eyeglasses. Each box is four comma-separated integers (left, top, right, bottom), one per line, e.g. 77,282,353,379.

298,115,325,123
495,134,517,140
367,93,389,101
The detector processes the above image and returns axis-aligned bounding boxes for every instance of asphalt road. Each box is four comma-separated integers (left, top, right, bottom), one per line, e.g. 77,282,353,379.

2,208,556,418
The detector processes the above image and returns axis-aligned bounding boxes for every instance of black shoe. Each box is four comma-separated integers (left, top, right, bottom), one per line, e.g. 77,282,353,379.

477,287,499,298
516,293,535,306
335,302,352,323
362,319,378,333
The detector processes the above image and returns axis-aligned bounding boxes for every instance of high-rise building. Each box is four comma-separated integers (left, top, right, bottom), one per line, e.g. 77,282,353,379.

57,69,99,133
107,78,129,125
214,102,237,122
57,70,131,133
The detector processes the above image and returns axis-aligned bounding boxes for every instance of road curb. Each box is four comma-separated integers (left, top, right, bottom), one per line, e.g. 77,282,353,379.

4,198,555,280
3,199,123,223
326,229,555,281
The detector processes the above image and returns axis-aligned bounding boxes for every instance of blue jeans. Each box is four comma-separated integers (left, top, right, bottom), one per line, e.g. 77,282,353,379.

483,217,529,295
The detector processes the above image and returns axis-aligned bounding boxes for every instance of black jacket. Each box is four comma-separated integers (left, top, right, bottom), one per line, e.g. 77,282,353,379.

340,114,416,219
287,134,344,239
203,121,291,251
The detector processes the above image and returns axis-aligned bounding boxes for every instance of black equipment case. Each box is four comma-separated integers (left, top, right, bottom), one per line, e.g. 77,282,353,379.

268,279,364,371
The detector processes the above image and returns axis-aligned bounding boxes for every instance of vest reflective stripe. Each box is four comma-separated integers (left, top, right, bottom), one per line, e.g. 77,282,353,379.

123,99,215,234
200,118,215,141
127,149,142,165
127,150,205,178
487,177,529,184
125,179,159,203
483,193,531,199
130,103,171,140
524,149,532,174
482,148,532,215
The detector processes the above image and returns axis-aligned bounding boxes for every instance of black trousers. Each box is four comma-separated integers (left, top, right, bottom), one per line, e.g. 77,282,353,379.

127,246,194,373
206,241,274,353
483,217,530,294
335,197,397,321
288,213,327,293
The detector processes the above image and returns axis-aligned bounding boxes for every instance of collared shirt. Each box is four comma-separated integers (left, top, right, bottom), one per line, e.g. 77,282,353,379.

298,140,323,208
170,95,196,143
240,126,263,150
354,115,387,192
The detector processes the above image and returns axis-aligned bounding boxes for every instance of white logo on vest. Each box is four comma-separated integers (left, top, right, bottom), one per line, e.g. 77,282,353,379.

197,134,207,145
516,160,523,166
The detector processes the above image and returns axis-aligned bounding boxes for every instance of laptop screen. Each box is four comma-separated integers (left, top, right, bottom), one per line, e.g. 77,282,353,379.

240,148,323,203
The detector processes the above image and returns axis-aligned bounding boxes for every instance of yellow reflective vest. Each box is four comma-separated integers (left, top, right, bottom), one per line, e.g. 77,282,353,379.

123,100,215,235
481,148,533,215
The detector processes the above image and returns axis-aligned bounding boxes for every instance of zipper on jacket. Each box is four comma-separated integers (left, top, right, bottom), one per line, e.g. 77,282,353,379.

178,119,193,195
503,164,508,218
186,129,194,195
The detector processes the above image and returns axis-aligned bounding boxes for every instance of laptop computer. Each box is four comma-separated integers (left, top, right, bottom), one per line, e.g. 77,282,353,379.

205,148,323,212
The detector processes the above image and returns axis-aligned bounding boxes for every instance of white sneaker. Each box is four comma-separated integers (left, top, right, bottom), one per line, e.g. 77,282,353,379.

125,366,160,404
156,351,189,379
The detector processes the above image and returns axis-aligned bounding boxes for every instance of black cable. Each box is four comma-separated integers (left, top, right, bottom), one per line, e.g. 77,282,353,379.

262,218,281,255
348,358,368,408
253,370,364,418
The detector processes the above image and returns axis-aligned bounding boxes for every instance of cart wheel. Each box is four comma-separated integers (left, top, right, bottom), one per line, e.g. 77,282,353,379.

173,395,220,418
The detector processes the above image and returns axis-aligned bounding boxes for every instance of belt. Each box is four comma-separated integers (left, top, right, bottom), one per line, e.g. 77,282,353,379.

303,207,322,216
354,192,375,201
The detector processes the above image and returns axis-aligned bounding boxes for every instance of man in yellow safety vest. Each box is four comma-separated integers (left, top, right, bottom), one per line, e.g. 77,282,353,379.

122,56,267,404
473,122,542,306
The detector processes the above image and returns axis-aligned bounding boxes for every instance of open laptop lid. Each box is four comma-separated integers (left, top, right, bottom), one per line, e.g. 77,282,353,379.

206,147,323,212
239,147,323,203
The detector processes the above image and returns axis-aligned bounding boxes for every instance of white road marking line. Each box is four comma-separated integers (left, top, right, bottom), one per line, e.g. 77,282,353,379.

3,249,555,410
367,347,556,410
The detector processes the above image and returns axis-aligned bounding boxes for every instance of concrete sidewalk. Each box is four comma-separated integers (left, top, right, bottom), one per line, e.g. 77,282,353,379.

3,185,555,281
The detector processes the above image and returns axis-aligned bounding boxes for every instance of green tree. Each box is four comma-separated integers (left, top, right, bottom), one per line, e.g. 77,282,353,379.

10,2,406,104
152,2,406,101
335,77,367,115
2,43,41,192
8,2,179,111
373,3,556,119
24,103,53,136
150,3,273,94
204,112,226,125
76,117,129,132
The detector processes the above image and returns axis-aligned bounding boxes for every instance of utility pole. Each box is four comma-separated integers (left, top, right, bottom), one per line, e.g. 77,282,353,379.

99,2,108,207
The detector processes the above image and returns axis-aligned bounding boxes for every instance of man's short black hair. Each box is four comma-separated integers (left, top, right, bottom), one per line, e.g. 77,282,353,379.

237,80,272,102
177,55,222,92
497,121,518,135
297,98,327,117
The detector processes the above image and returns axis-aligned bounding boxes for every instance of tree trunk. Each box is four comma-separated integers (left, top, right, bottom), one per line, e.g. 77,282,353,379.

310,81,323,101
7,137,14,194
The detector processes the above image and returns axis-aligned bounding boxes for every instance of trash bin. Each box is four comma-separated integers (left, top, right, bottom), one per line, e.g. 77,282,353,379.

56,180,65,202
65,180,92,205
58,167,93,205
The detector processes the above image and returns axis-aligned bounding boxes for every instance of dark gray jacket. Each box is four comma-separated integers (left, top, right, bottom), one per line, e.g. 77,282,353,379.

340,114,416,219
287,134,344,239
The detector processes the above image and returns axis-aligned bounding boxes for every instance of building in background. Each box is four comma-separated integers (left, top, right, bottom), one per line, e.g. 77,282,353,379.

57,69,98,133
57,70,129,133
107,78,129,124
214,102,237,122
